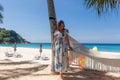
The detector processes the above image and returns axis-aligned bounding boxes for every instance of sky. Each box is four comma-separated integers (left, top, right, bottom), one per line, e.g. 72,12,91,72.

0,0,120,43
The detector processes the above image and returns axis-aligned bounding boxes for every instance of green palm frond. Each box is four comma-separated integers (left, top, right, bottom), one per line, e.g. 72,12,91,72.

85,0,120,15
0,4,3,23
0,4,3,11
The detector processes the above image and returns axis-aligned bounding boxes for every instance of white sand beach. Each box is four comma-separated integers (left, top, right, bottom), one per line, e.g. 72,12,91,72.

0,46,120,80
0,47,52,64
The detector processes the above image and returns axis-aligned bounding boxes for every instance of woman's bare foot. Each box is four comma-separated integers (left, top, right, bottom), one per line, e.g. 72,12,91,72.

51,72,60,75
60,73,63,80
59,76,63,80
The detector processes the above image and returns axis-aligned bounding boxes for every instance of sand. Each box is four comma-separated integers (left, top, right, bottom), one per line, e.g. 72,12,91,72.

0,46,120,80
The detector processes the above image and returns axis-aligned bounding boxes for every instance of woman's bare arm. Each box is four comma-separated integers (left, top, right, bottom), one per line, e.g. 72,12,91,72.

66,33,73,50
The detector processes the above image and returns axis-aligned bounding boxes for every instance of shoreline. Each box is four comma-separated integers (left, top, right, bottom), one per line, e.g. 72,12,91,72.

1,43,120,52
0,46,120,53
0,46,51,50
0,46,52,50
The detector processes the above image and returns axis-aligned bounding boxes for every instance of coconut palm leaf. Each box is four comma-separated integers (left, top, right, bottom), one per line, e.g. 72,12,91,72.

0,4,3,23
85,0,120,15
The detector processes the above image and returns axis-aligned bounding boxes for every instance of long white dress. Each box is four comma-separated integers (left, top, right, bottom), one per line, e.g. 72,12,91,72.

54,30,69,73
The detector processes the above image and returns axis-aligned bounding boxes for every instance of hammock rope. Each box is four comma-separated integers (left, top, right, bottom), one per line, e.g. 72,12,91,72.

69,36,120,72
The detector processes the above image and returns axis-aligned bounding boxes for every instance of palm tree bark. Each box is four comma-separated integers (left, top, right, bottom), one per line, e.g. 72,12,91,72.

47,0,57,72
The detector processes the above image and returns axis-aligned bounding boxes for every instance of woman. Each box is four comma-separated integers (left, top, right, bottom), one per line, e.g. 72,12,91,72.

53,20,72,80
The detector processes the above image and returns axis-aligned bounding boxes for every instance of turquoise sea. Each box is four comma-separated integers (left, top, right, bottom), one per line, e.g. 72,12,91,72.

0,43,120,52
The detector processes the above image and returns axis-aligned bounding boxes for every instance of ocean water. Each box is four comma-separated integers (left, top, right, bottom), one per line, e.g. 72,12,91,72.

0,43,120,52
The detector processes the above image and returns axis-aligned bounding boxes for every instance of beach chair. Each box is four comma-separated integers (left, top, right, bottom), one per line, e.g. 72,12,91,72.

5,51,13,57
14,53,23,58
5,48,14,57
41,55,50,60
35,54,41,60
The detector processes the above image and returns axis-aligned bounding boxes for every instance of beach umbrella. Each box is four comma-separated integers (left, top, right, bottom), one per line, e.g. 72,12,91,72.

39,42,42,56
14,42,17,53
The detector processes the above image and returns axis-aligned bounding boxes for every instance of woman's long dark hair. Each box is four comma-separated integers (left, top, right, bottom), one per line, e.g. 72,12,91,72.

57,20,65,31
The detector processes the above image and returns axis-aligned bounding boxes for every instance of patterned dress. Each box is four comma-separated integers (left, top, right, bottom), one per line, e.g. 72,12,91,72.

54,30,69,73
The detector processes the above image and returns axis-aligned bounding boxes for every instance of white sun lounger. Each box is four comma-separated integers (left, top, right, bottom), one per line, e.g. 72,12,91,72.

14,53,23,58
41,55,50,60
35,54,41,60
5,51,22,58
35,54,50,60
5,52,13,57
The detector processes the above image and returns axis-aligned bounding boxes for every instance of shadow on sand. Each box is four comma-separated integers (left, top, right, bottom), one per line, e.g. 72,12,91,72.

0,61,120,80
0,60,48,80
63,68,120,80
0,60,36,65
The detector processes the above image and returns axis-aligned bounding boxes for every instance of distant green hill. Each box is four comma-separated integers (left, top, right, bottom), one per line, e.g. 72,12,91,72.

0,28,29,44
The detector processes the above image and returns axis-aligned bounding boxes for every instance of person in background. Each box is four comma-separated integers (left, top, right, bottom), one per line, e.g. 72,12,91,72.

39,42,42,57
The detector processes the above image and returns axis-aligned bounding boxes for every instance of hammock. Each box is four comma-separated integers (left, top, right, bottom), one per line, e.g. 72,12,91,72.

69,36,120,72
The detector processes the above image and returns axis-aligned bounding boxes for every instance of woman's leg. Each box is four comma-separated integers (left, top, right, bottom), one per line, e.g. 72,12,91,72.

60,72,63,80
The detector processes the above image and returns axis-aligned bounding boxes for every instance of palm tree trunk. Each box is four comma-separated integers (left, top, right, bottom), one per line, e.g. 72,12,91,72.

47,0,57,72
